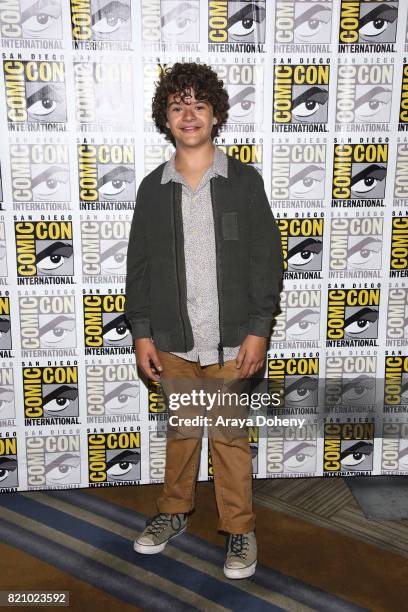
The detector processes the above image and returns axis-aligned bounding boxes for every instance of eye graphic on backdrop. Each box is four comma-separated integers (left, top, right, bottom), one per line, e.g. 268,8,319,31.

284,442,316,472
106,449,140,480
43,385,78,413
286,309,320,338
228,3,266,40
100,241,127,273
45,453,80,483
341,375,375,404
102,315,130,345
350,164,386,197
294,5,332,42
32,166,69,201
0,318,11,338
354,87,392,122
292,87,328,122
0,456,17,483
21,0,62,37
228,87,256,122
359,5,398,41
92,1,131,35
341,441,373,469
0,388,14,417
26,84,64,119
105,383,139,414
400,378,408,405
98,166,135,199
39,315,75,347
344,307,378,337
399,446,408,471
347,237,382,269
287,238,322,269
161,2,199,41
36,242,73,274
289,165,325,199
285,376,318,404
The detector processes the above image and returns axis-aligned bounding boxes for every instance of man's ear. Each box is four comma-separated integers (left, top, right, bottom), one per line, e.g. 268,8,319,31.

213,116,218,125
166,121,170,128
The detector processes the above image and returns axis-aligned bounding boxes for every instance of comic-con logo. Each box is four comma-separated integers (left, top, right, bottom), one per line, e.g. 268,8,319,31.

384,355,408,407
325,354,377,409
208,0,266,52
3,60,67,129
148,380,167,417
78,144,136,210
212,64,264,126
149,430,166,481
0,0,63,40
274,0,332,51
382,424,408,473
88,431,141,485
386,287,408,344
277,217,323,279
0,222,7,278
390,216,408,278
0,367,14,421
73,62,133,129
15,220,74,283
336,62,393,130
0,437,18,490
271,143,326,206
217,143,263,173
271,288,321,345
86,362,139,419
83,293,132,354
23,365,79,423
268,357,319,412
329,215,383,278
272,63,330,132
326,288,380,345
394,143,408,204
26,435,80,488
324,423,374,475
19,293,77,355
331,142,388,206
267,423,317,475
80,218,130,280
141,0,199,47
399,62,408,131
0,295,12,352
338,1,398,52
10,144,70,204
144,143,174,174
70,0,132,45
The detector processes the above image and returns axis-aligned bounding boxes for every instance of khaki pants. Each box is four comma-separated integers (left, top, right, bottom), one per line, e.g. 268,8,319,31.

156,349,255,534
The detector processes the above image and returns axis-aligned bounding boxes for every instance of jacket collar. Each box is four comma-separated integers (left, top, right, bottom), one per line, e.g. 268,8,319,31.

160,145,228,185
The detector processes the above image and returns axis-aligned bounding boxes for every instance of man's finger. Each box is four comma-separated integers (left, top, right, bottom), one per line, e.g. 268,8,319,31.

140,361,160,382
236,348,245,369
150,350,163,373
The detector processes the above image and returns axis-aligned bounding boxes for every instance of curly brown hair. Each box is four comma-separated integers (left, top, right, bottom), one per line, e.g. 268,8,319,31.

152,62,229,146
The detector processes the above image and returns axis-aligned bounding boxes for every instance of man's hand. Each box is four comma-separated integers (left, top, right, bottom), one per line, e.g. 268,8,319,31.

236,335,267,378
134,338,163,382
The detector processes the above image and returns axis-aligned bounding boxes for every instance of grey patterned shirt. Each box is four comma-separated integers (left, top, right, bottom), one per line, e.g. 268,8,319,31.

160,146,240,366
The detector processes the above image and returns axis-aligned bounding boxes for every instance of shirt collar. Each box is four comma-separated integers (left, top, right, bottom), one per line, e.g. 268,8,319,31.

160,146,228,185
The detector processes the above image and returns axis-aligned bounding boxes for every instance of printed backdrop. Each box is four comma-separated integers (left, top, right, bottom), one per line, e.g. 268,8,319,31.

0,0,407,493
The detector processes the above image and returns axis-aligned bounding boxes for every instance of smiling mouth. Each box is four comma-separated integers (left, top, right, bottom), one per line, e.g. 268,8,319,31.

181,126,200,132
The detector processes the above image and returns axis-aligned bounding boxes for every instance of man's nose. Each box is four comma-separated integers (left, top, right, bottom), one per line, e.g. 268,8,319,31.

182,106,195,119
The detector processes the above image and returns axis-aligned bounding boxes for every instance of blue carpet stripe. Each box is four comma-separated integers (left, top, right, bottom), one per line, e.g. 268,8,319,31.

0,493,281,612
45,490,367,612
0,517,193,611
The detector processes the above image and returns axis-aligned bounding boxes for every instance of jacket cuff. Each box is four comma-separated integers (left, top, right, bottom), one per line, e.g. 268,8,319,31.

128,319,151,340
247,316,272,338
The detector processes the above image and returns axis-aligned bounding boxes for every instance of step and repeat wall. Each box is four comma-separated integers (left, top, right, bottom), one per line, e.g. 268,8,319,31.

0,1,407,493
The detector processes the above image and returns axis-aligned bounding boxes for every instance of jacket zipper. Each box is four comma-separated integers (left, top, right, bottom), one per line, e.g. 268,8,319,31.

173,182,187,351
210,178,224,368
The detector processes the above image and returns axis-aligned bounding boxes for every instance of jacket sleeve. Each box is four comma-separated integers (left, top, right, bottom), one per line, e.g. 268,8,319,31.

247,168,284,337
124,179,151,340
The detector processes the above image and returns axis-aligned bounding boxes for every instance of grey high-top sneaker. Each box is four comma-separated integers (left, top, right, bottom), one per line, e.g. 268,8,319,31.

224,531,257,579
134,512,187,554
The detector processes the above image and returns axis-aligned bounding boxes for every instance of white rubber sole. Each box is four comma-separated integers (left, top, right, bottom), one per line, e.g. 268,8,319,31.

223,560,257,580
133,524,187,554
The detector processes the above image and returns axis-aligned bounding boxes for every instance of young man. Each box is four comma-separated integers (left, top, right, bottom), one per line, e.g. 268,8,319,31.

125,62,283,579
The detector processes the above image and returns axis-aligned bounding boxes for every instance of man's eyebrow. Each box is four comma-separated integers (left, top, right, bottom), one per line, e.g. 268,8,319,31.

167,99,209,108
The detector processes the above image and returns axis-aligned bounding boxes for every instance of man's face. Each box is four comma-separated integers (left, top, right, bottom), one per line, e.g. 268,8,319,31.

165,89,217,147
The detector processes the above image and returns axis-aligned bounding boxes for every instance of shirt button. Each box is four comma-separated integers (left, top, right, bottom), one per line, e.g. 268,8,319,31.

192,196,197,203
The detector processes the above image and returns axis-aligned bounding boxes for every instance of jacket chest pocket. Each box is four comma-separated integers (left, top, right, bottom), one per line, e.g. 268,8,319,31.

222,212,239,240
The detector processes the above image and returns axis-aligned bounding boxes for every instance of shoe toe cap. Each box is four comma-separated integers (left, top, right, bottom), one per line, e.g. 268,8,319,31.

136,535,155,546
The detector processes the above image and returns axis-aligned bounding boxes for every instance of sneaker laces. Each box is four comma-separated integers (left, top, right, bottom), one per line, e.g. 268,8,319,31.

145,513,184,536
228,533,250,559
